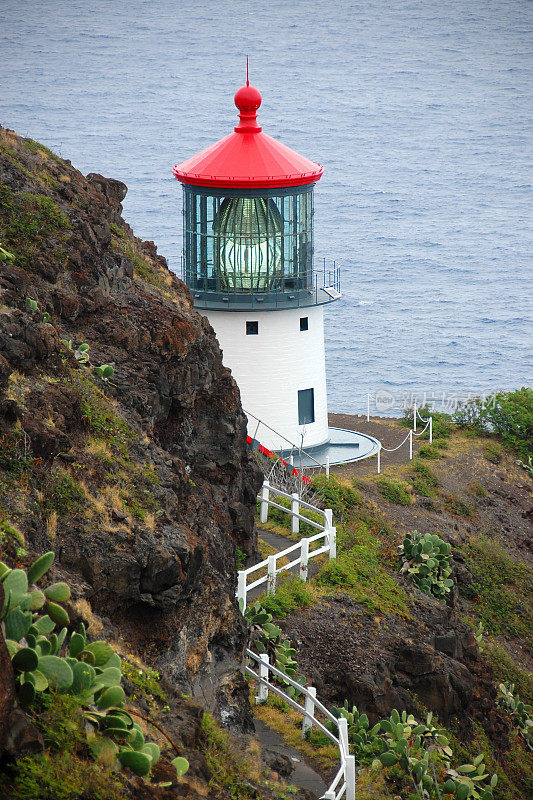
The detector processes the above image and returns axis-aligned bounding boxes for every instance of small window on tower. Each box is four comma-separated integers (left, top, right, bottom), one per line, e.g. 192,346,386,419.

246,321,259,335
300,316,309,331
298,388,315,425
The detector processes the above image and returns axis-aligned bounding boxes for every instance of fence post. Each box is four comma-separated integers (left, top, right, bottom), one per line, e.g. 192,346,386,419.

366,392,370,422
429,416,433,443
291,492,300,535
326,455,330,478
260,480,270,524
409,428,413,460
301,686,316,737
338,716,349,753
345,754,357,800
300,537,309,581
413,400,417,432
255,654,270,704
267,554,276,595
377,447,381,474
237,571,247,610
323,509,336,559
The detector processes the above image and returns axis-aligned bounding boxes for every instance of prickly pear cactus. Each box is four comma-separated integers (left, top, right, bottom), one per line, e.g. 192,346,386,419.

399,530,454,598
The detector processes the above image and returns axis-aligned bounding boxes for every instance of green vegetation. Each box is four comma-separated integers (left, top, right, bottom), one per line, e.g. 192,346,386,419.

454,388,533,459
110,224,165,289
42,470,85,515
483,441,503,464
443,494,474,518
481,640,533,703
310,473,362,515
0,429,33,477
316,521,409,617
418,441,446,459
402,406,455,442
22,139,60,160
1,550,189,785
468,482,487,498
122,660,168,706
201,712,260,798
462,537,533,643
258,576,316,618
399,530,454,598
411,460,440,497
0,183,70,269
74,373,134,455
258,493,324,536
377,476,412,505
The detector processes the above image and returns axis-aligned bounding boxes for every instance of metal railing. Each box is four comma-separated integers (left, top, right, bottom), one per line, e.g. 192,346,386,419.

237,481,335,609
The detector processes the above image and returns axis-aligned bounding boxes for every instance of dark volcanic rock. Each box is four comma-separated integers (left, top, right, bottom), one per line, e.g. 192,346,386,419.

0,125,262,721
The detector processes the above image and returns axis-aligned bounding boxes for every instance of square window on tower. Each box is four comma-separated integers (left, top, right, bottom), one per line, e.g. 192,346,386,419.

300,316,309,331
298,388,315,425
246,321,259,335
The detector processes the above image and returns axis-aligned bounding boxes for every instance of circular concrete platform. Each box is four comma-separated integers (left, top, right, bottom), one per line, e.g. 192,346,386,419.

279,426,381,468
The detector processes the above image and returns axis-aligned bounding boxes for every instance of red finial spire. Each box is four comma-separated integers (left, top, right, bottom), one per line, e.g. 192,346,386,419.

234,65,262,133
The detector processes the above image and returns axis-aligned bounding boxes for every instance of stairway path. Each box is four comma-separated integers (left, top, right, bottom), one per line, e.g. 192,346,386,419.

254,718,327,797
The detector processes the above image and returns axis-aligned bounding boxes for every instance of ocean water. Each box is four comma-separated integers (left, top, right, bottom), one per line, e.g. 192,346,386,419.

1,0,532,415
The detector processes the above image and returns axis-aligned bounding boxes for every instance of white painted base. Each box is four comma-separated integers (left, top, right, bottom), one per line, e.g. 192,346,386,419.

204,306,329,451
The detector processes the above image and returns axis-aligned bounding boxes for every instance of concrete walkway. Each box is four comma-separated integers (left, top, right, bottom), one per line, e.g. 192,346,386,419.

254,718,327,797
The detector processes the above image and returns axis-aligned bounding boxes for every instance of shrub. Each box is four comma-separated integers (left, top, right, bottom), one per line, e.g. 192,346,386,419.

454,388,533,459
310,474,362,515
401,406,454,440
443,494,473,518
483,441,503,464
411,461,439,497
418,442,445,459
42,471,85,515
497,682,533,751
377,476,412,505
399,530,454,598
259,577,316,618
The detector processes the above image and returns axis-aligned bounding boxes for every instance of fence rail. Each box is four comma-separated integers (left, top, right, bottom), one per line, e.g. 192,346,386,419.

245,648,356,799
237,481,336,609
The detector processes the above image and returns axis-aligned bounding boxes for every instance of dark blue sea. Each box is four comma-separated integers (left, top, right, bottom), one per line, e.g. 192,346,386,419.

2,0,532,415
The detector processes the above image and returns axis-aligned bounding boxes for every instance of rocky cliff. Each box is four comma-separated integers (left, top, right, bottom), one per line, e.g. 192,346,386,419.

0,124,262,725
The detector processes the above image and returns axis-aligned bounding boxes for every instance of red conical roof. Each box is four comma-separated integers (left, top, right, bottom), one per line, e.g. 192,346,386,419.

173,82,323,189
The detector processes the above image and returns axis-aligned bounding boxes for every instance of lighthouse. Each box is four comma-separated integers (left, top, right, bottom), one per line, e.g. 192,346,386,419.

173,77,341,452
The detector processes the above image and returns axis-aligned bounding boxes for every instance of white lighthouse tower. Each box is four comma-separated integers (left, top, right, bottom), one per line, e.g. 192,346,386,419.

173,79,341,452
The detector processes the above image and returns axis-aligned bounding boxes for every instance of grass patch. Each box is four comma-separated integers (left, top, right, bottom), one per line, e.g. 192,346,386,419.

316,521,409,617
483,441,504,464
462,537,533,644
0,182,70,270
443,493,473,518
201,713,259,797
482,640,533,703
22,138,60,160
122,659,168,706
418,442,446,459
258,576,317,618
0,430,33,477
468,481,487,498
42,470,85,515
74,373,134,455
376,476,412,505
410,460,439,497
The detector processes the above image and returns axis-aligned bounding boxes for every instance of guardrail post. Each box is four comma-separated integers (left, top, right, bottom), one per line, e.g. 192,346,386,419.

429,416,433,443
237,571,247,610
338,715,349,753
300,538,309,580
301,685,316,737
366,392,370,422
255,653,270,704
267,554,276,595
326,456,330,478
345,754,357,800
324,509,336,559
377,447,381,474
260,480,270,524
413,400,417,432
409,428,413,460
291,492,300,535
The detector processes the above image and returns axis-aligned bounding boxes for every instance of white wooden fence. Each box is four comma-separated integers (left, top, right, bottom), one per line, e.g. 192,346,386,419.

237,481,336,611
238,481,356,799
245,648,356,800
